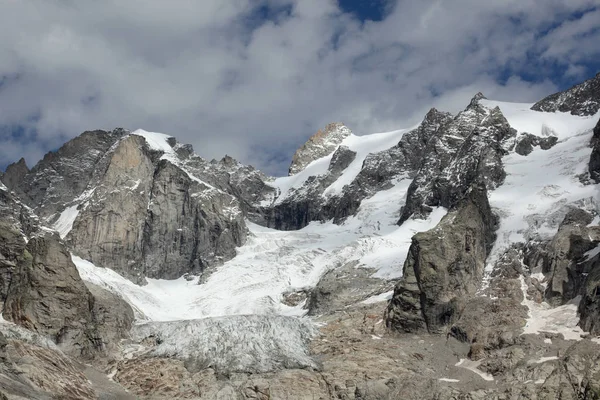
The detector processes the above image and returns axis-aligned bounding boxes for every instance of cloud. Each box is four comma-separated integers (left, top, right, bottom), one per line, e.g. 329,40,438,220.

0,0,597,175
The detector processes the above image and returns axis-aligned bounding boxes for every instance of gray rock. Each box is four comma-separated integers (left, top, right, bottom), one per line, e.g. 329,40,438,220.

544,209,600,306
143,159,246,280
288,122,352,175
328,145,356,176
515,133,558,156
579,259,600,335
1,158,29,193
2,234,132,359
86,282,134,355
264,109,453,231
589,118,600,183
399,100,515,224
531,72,600,116
68,134,157,283
387,183,497,333
0,223,25,302
8,129,126,219
450,245,528,358
307,261,392,316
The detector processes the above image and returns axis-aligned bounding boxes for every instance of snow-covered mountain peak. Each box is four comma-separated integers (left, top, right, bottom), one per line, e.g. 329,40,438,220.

532,71,600,116
288,122,352,176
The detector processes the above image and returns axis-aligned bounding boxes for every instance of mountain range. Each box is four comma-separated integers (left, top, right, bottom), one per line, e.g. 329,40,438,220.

0,73,599,399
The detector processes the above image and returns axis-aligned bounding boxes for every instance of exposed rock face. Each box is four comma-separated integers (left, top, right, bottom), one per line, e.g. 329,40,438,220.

450,245,528,359
307,261,392,316
3,234,133,358
399,99,515,224
288,122,351,175
143,159,246,279
531,72,600,116
64,133,247,283
86,282,135,355
0,330,97,400
264,109,453,230
543,209,600,306
1,158,29,192
5,129,126,218
514,132,558,156
387,183,497,333
590,118,600,182
579,260,600,335
0,223,25,302
68,134,156,283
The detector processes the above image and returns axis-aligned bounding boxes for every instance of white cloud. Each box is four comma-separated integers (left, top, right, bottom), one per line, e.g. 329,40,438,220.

0,0,597,175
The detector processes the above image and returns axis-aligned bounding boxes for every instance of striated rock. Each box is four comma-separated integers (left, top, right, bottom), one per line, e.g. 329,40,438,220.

2,234,133,358
531,72,600,116
387,183,497,333
0,333,96,400
328,145,356,176
0,223,25,302
514,132,558,156
68,134,156,283
288,122,352,175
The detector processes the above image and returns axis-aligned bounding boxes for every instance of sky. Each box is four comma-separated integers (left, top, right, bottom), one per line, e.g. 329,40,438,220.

0,0,599,176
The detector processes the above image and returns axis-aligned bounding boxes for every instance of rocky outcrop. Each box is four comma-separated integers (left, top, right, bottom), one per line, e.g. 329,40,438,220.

590,118,600,182
2,234,133,358
0,223,25,303
66,134,247,283
142,159,246,279
514,132,558,156
386,183,497,333
0,331,97,399
307,261,392,316
86,282,135,355
288,122,351,175
399,98,515,224
532,72,600,116
579,260,600,335
450,245,528,359
1,158,29,193
7,129,126,218
264,109,453,230
543,209,600,306
68,134,155,283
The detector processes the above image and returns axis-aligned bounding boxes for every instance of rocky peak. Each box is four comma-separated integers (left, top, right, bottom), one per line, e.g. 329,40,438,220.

288,122,352,175
398,99,515,224
531,72,600,116
12,128,126,218
469,91,487,107
2,158,29,191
